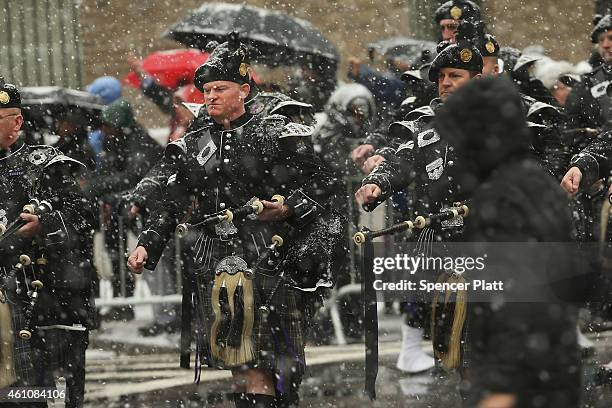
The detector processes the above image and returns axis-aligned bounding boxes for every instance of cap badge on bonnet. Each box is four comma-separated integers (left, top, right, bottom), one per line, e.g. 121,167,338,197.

0,91,10,104
485,41,495,54
239,62,248,77
460,48,473,62
450,6,462,20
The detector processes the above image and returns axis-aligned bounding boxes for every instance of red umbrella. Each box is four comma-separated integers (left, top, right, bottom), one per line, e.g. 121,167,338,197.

174,83,205,104
125,48,262,91
124,49,209,90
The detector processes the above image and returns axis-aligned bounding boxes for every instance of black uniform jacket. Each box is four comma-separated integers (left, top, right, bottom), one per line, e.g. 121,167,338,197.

138,112,345,289
0,140,96,327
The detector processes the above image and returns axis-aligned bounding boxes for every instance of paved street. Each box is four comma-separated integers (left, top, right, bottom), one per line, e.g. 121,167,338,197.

83,316,612,407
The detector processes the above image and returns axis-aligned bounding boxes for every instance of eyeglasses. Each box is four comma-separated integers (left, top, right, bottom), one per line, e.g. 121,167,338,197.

0,113,18,120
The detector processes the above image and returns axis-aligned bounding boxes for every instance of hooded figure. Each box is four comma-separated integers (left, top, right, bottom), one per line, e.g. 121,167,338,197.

312,83,377,338
83,99,162,202
317,84,376,142
86,76,123,166
54,109,97,171
510,52,560,106
434,76,581,408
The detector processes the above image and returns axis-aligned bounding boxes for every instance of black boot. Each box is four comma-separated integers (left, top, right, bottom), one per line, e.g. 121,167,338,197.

233,393,277,407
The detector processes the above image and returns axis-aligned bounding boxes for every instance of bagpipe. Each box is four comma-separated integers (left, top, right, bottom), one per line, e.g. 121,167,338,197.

354,203,469,400
175,196,273,238
0,252,47,340
0,198,56,244
176,194,290,369
0,197,58,340
353,204,469,245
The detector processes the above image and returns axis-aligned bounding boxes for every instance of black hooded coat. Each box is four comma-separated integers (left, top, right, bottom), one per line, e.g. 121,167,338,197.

434,77,582,407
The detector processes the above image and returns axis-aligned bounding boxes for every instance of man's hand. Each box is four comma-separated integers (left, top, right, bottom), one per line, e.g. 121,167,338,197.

257,200,293,222
355,184,382,206
127,246,148,274
351,144,374,167
561,166,583,196
361,154,385,174
477,393,517,408
348,57,362,77
17,213,42,238
127,54,145,77
128,205,141,219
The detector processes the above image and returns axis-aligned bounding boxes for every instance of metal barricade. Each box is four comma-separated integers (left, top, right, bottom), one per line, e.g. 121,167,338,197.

94,208,184,308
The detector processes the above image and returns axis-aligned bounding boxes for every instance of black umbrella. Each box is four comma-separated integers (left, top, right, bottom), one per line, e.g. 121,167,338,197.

164,2,338,67
21,86,104,111
20,86,104,143
367,37,437,68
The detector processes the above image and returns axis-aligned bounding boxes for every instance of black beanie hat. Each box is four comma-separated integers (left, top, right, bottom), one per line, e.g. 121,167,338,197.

194,33,251,91
434,0,481,24
428,23,483,82
0,76,21,109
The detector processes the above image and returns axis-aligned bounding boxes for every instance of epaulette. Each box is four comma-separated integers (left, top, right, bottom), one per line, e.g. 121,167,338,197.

24,145,81,169
26,145,59,166
255,92,314,116
405,105,435,121
526,121,547,129
527,101,560,118
249,92,287,115
269,100,313,116
261,113,288,128
513,54,543,72
44,154,86,169
520,93,537,107
280,122,314,138
389,120,419,137
258,91,289,102
400,96,417,108
261,114,314,139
